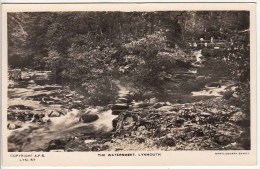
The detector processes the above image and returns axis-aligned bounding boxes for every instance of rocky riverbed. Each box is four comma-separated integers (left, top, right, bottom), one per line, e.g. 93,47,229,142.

7,51,249,152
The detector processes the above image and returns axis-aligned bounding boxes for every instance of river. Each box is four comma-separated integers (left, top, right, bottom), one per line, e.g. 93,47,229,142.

7,49,233,152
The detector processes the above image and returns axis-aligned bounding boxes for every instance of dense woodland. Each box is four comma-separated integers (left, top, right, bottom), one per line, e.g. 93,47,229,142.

7,11,251,151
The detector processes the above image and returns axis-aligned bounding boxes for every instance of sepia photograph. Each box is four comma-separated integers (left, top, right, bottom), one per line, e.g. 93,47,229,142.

1,3,257,166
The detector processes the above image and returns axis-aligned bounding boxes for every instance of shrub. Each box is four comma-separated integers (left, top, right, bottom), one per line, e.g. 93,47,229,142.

122,32,190,90
81,77,119,106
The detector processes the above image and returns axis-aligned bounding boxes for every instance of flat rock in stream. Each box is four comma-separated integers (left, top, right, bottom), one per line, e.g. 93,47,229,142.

116,97,132,104
118,93,133,99
111,104,129,110
112,110,124,115
206,82,221,88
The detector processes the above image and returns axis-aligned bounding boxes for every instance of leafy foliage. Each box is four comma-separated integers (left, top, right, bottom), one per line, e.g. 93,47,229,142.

8,11,250,106
225,30,250,116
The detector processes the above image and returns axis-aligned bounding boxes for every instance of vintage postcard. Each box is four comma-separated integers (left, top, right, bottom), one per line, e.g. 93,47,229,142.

1,3,257,166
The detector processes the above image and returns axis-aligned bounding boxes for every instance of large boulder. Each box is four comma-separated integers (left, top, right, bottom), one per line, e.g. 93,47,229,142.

79,114,99,123
46,139,67,151
113,112,138,135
